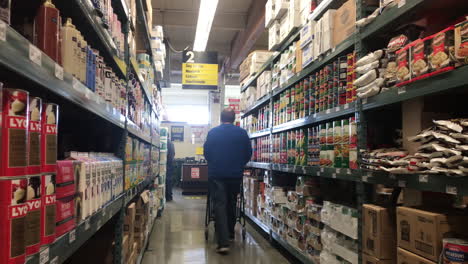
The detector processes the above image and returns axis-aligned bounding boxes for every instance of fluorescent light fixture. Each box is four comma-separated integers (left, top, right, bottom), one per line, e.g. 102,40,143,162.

193,0,219,51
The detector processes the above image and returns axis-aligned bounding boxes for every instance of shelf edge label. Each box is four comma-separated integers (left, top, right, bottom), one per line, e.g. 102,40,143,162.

0,20,6,42
39,247,50,264
55,63,63,80
29,44,42,66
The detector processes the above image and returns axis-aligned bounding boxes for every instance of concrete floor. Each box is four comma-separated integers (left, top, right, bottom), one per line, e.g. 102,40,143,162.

142,190,291,264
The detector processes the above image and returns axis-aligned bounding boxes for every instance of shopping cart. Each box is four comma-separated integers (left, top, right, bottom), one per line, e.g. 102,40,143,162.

205,180,246,241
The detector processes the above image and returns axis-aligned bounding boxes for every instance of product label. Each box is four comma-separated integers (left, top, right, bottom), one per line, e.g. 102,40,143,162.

10,214,26,257
443,242,468,262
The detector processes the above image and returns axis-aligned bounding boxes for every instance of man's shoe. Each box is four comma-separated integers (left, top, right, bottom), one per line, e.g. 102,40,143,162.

216,246,229,254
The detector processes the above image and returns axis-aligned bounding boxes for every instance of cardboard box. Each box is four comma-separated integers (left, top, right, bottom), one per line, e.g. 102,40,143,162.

124,202,136,250
300,20,316,48
269,21,280,50
274,0,289,19
265,0,275,27
397,207,468,262
363,204,396,260
122,234,129,260
302,42,314,68
295,41,303,73
397,247,436,264
362,253,395,264
333,0,356,47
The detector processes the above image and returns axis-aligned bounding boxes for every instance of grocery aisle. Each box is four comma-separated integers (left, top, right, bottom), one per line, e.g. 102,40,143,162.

142,189,291,264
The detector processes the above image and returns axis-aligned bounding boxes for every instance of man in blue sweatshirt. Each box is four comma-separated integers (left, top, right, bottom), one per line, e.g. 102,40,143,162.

204,109,252,254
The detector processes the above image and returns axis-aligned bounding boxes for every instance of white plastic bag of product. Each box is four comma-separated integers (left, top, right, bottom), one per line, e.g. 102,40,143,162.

357,86,380,98
357,78,384,93
356,50,385,67
355,70,378,87
431,131,461,145
433,120,463,133
356,60,380,74
450,133,468,143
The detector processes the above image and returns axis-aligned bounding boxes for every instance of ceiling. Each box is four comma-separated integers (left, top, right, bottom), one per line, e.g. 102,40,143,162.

152,0,256,85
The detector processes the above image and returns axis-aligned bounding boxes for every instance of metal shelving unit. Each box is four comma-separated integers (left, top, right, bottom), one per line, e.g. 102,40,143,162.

241,1,468,263
0,24,127,129
26,194,125,264
245,212,316,264
0,0,163,263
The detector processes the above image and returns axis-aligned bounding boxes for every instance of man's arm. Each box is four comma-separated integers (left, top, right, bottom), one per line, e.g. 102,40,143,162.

203,131,213,162
242,130,252,165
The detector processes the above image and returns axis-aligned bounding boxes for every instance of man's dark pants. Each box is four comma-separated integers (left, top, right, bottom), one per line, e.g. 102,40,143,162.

166,166,173,201
210,177,241,247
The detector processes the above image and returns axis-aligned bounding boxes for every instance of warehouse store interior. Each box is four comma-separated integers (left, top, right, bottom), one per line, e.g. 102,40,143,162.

0,0,468,263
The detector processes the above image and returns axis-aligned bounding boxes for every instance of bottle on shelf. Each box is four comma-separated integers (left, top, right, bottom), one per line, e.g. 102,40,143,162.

34,0,61,64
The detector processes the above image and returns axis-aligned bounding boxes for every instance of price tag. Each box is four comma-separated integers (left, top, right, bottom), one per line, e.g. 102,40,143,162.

344,104,349,109
326,109,331,114
85,219,90,230
313,113,317,118
95,95,101,104
72,78,80,91
362,175,369,182
398,180,406,188
102,207,106,217
419,175,429,183
332,173,337,179
320,167,324,173
69,229,76,243
29,44,42,66
362,98,368,104
296,73,300,77
317,172,321,177
54,64,63,80
85,89,91,100
39,248,49,264
97,219,102,228
50,256,59,264
398,86,406,94
398,0,406,8
347,169,351,175
336,168,341,174
446,186,457,195
0,20,6,42
106,104,110,112
335,107,340,112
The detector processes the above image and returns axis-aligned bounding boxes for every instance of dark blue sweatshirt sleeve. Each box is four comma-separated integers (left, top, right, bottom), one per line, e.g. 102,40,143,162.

203,131,213,162
242,130,252,165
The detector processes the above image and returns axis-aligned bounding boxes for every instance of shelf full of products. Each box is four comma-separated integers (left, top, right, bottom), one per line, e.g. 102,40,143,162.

242,0,468,263
0,0,166,263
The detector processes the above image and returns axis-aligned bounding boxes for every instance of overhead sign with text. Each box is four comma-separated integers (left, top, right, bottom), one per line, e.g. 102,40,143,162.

182,51,218,89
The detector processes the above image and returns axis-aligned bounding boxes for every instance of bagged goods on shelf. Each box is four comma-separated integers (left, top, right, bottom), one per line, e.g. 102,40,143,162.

407,119,468,176
321,226,359,264
321,201,358,239
34,0,61,64
397,206,468,262
1,89,29,178
25,176,42,256
356,0,397,28
455,18,468,64
0,178,28,264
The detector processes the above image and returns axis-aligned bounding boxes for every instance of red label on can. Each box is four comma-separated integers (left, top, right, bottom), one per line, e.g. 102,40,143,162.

41,174,56,245
28,97,42,176
1,89,29,178
0,178,28,264
41,103,58,173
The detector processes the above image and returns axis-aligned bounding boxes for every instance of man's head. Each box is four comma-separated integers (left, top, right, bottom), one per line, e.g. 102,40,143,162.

221,108,236,124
